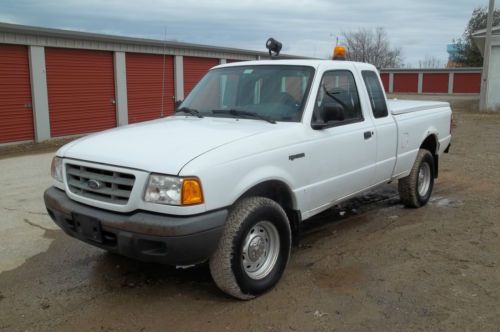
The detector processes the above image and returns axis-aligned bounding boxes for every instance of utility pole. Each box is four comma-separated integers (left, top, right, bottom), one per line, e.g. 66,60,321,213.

479,0,496,111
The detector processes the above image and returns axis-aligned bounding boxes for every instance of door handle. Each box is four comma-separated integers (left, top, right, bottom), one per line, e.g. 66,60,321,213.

364,131,374,140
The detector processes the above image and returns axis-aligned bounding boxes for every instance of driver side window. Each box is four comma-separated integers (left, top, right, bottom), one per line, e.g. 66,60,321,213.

314,70,362,124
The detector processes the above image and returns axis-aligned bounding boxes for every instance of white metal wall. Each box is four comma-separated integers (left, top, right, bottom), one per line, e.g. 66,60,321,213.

488,46,500,109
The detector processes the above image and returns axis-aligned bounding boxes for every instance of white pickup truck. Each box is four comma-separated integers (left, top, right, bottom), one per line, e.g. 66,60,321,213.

44,59,452,300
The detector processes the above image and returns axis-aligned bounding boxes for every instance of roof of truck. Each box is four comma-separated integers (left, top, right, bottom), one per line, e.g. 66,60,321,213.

215,59,377,71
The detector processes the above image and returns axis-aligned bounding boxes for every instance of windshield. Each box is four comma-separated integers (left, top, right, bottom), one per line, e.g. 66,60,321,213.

178,65,315,122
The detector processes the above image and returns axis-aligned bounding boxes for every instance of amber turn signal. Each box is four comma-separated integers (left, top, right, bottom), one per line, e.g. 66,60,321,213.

181,178,204,205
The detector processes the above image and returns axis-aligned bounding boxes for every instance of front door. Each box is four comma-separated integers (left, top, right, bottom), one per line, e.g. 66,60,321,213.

304,69,377,216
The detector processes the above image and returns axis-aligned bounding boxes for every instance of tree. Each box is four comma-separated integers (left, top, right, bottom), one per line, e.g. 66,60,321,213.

455,6,500,67
342,27,403,68
418,56,444,69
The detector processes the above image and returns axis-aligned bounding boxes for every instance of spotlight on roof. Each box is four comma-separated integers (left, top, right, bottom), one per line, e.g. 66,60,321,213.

266,38,282,58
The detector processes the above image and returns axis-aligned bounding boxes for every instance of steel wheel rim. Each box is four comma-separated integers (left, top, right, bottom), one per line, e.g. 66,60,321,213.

241,220,280,280
418,162,431,197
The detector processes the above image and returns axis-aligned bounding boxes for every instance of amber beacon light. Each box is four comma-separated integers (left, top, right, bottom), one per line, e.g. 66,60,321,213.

333,45,347,60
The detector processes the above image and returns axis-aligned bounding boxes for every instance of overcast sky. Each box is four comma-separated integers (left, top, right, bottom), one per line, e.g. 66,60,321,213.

0,0,487,65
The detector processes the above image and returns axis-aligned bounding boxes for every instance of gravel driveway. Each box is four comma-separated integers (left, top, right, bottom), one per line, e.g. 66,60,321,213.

1,97,499,331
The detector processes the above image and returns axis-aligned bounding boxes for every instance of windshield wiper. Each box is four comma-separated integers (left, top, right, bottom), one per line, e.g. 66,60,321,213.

211,109,276,124
175,107,204,118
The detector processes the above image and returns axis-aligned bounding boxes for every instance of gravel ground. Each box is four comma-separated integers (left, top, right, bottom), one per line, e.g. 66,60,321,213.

0,137,78,161
1,96,499,331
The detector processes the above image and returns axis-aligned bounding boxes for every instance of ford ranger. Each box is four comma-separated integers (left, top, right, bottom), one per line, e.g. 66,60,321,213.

44,59,452,299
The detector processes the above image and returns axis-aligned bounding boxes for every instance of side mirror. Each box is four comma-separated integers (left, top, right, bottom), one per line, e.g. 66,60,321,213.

175,100,183,109
320,103,345,122
312,103,345,129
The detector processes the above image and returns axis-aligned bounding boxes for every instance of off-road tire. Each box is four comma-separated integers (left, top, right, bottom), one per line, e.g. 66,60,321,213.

209,197,291,300
398,149,435,208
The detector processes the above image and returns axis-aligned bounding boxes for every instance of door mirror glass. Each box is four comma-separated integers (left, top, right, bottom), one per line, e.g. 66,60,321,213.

311,103,346,129
320,103,345,122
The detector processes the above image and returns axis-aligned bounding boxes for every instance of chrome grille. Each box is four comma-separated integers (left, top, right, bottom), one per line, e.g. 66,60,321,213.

66,163,135,205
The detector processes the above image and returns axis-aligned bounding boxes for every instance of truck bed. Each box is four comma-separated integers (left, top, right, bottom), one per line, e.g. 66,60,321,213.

387,99,450,115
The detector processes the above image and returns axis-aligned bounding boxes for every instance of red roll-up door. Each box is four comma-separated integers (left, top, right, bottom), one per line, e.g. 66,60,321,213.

423,73,449,93
126,53,175,123
379,73,389,92
45,48,116,137
453,73,481,93
0,44,34,143
393,73,418,93
183,57,219,97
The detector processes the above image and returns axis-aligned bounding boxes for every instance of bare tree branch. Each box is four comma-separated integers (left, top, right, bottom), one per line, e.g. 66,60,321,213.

342,27,403,68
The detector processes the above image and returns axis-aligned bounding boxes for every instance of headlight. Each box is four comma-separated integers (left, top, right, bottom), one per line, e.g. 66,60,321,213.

51,157,63,182
144,174,204,206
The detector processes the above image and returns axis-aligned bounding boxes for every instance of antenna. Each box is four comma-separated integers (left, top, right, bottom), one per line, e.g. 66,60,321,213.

160,27,167,118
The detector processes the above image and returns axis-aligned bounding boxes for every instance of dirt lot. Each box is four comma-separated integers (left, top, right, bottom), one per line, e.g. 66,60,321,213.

1,96,499,331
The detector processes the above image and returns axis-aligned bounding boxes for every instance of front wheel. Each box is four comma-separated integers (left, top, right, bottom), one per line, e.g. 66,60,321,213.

209,197,291,300
398,149,435,208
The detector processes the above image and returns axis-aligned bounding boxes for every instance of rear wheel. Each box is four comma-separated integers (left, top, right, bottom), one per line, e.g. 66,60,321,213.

209,197,291,300
398,149,435,208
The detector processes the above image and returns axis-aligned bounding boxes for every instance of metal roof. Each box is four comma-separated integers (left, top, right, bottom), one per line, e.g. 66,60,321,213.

380,67,482,72
0,22,307,59
472,25,500,56
472,25,500,37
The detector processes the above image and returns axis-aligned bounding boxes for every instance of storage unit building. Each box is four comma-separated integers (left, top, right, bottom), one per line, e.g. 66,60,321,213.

380,68,483,95
473,25,500,110
0,22,295,144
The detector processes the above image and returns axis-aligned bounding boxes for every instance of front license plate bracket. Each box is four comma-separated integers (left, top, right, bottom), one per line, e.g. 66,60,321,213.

73,213,103,244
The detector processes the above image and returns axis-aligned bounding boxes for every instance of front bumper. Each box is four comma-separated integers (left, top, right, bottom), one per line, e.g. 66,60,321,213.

44,187,228,265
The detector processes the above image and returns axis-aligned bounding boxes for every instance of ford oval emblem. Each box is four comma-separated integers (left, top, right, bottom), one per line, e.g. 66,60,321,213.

87,179,102,190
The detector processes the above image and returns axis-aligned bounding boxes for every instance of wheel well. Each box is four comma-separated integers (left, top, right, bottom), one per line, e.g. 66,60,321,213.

420,134,439,178
420,135,437,154
239,180,301,244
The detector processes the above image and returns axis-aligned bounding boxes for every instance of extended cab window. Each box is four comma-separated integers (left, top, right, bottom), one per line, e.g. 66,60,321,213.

180,65,315,122
362,71,388,118
313,70,362,125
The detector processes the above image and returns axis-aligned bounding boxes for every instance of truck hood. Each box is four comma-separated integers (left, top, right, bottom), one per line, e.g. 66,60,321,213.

58,116,276,174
